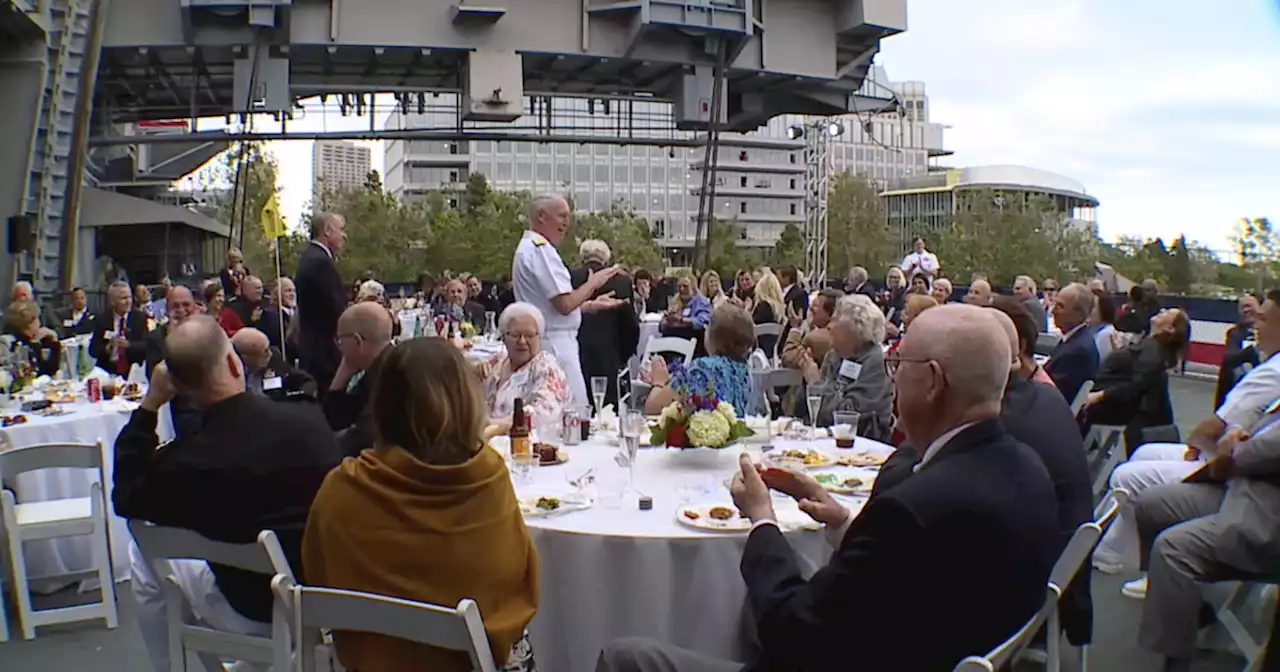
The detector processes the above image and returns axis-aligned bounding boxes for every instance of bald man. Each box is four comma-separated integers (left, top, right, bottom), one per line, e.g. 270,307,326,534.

232,327,317,402
600,304,1063,672
325,303,394,457
963,278,993,307
112,316,340,672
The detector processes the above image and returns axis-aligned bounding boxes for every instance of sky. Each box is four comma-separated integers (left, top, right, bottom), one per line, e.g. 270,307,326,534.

185,0,1280,256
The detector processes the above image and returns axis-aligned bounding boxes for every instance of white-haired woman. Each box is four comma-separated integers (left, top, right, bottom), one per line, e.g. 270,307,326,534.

355,280,401,338
482,302,572,433
799,293,894,440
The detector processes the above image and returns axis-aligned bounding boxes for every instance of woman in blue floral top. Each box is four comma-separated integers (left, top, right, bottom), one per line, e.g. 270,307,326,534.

644,303,753,415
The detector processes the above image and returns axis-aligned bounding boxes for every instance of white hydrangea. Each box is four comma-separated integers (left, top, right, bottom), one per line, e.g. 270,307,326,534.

715,401,736,423
687,410,732,447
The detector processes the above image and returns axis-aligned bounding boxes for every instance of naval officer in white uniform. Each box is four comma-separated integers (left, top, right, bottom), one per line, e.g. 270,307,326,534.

513,194,626,407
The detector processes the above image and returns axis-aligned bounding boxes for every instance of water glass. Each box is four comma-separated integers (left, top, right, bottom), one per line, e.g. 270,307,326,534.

832,411,860,448
511,454,539,485
596,468,630,509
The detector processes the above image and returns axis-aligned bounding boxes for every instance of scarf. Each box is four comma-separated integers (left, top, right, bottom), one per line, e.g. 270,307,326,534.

303,446,539,672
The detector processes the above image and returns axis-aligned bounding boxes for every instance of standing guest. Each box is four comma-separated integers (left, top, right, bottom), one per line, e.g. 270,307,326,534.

633,269,654,316
1045,283,1099,403
481,303,573,433
114,316,341,672
218,274,265,335
597,304,1058,672
1013,275,1047,333
572,240,639,409
231,328,317,402
4,300,62,377
303,338,539,672
1042,279,1061,330
88,281,149,375
700,270,729,309
218,247,247,298
750,273,786,357
798,294,894,438
325,303,394,458
964,278,994,307
1117,284,1161,335
260,277,296,358
296,212,348,392
777,265,809,318
930,278,953,304
900,236,940,288
644,304,753,415
513,195,625,408
1215,293,1261,409
55,286,95,337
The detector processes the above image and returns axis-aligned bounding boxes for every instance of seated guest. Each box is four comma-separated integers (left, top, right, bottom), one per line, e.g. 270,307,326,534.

89,281,149,375
259,277,296,359
113,316,341,672
963,278,994,307
885,294,937,357
780,289,840,369
1090,290,1124,362
1013,275,1047,333
930,277,953,304
598,304,1060,672
55,286,95,337
136,284,162,325
1045,282,1099,403
644,304,753,416
1093,291,1280,581
880,265,907,328
231,328,317,402
143,286,202,439
991,296,1055,386
798,294,893,440
1133,402,1280,671
4,300,62,377
1215,293,1261,409
217,274,265,335
907,273,929,296
633,269,655,315
1084,308,1188,451
440,278,485,325
658,272,711,337
202,282,225,316
483,302,573,433
750,272,786,357
700,270,729,309
731,268,756,305
304,338,539,672
464,272,501,316
325,303,394,458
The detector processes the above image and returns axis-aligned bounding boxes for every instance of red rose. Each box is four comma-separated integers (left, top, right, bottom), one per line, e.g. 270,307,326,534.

667,422,688,448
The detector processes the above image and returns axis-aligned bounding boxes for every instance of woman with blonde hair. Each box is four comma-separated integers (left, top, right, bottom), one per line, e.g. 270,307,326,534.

304,337,538,672
752,272,786,355
659,271,711,335
700,270,728,308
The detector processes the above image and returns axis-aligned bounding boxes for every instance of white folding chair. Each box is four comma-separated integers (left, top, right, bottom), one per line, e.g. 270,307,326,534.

753,323,784,365
644,337,696,366
1042,522,1107,672
1086,424,1128,501
1069,380,1095,418
127,519,293,672
954,584,1062,671
271,574,500,672
1214,581,1277,672
0,440,118,640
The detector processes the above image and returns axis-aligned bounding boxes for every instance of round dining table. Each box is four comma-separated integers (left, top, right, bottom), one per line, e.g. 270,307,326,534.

514,433,894,672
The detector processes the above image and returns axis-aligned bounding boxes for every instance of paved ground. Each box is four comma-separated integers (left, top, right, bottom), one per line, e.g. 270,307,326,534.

0,375,1263,671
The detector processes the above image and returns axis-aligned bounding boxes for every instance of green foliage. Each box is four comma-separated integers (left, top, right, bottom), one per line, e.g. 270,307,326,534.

827,172,895,278
930,189,1096,286
565,204,666,270
207,142,296,278
703,218,752,279
770,223,806,269
1166,235,1194,295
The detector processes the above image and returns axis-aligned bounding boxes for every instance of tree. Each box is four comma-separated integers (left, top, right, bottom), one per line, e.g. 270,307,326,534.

206,142,297,279
567,204,666,270
1166,235,1194,295
311,184,436,282
704,218,751,279
826,172,895,278
1230,217,1278,292
770,223,806,269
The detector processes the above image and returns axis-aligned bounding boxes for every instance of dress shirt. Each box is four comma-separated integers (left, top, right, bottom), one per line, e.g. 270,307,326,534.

1218,350,1280,431
310,240,333,259
914,421,981,473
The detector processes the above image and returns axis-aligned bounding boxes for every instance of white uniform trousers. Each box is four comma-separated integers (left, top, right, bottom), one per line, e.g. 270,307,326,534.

545,329,588,409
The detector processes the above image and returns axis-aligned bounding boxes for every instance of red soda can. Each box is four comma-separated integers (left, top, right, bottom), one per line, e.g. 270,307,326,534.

87,378,102,403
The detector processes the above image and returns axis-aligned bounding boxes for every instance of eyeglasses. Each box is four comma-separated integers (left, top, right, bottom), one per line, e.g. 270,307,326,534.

884,353,934,376
504,331,539,343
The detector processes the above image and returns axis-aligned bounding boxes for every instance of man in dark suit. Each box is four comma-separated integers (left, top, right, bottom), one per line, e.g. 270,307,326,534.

778,265,809,318
1045,282,1099,403
323,303,393,457
595,304,1061,672
844,266,875,299
1215,293,1260,409
89,281,150,375
295,212,348,391
231,328,318,403
571,240,639,409
112,316,341,672
53,286,95,338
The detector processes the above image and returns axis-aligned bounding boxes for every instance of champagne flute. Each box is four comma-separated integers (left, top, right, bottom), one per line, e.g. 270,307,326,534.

591,376,609,420
806,394,822,440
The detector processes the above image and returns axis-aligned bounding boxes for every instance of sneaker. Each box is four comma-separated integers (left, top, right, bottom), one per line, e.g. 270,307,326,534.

1092,552,1124,575
1122,576,1148,600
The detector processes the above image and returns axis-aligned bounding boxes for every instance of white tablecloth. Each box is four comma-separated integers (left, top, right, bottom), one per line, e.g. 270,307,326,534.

0,400,175,589
518,435,893,672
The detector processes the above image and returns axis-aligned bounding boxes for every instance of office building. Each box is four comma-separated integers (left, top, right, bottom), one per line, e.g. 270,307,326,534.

312,140,373,197
383,66,948,258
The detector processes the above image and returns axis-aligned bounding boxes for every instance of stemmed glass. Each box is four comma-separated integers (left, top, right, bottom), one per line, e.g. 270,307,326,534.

484,311,497,342
617,410,647,491
806,394,823,440
591,376,609,419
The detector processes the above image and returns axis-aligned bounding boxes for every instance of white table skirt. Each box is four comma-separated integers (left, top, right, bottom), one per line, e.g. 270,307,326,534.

0,400,174,590
518,435,892,672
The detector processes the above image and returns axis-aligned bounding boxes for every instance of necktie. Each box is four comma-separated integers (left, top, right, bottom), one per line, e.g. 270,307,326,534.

115,315,128,374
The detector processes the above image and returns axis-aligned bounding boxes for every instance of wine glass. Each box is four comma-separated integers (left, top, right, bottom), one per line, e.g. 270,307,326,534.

806,394,823,440
484,311,497,342
591,376,609,419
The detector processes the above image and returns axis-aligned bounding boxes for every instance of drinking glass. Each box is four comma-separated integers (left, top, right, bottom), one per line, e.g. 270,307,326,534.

484,311,497,339
806,394,823,439
620,410,646,487
510,454,539,485
832,411,861,448
596,468,630,509
591,376,609,417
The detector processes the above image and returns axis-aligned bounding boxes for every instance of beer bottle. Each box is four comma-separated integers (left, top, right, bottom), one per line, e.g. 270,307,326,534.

510,397,531,457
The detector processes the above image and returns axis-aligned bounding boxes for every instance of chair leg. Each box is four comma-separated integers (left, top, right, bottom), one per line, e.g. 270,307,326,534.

93,514,119,629
1217,583,1263,664
2,500,34,640
1080,643,1090,672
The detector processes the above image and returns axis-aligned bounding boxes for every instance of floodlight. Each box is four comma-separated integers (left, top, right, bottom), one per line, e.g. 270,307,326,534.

825,122,845,137
786,125,804,140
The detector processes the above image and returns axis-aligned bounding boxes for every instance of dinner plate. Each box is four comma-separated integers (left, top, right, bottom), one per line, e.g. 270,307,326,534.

519,495,591,517
835,450,889,468
770,447,836,469
676,504,753,532
813,470,875,495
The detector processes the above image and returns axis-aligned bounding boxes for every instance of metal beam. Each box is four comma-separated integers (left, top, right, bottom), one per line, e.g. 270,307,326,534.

89,128,709,147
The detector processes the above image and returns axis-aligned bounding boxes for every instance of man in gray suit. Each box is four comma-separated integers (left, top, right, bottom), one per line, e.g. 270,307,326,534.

1133,400,1280,671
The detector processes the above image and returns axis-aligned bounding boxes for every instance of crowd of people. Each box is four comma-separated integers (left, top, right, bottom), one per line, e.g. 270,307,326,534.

0,193,1257,672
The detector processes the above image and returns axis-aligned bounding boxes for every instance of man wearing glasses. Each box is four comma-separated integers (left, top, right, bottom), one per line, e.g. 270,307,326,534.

324,303,393,457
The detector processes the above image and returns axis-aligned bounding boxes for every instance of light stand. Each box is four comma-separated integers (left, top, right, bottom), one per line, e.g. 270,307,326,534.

788,120,843,288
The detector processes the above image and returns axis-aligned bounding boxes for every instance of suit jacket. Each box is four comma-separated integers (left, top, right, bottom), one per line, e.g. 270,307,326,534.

741,420,1060,672
571,263,640,408
88,309,149,374
253,349,318,404
1216,323,1260,409
1022,296,1047,333
258,307,295,361
54,306,95,338
294,242,346,389
1045,324,1099,403
1211,409,1280,574
321,348,387,458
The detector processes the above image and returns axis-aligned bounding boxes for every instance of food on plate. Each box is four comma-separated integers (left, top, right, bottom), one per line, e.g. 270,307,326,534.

837,451,888,467
815,473,866,491
120,382,143,401
683,509,701,520
534,442,563,465
1,414,27,427
534,496,561,511
46,390,78,403
36,406,68,417
708,506,736,520
782,448,832,466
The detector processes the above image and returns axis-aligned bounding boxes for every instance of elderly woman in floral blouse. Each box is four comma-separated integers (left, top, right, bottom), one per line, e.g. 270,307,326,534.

482,302,572,434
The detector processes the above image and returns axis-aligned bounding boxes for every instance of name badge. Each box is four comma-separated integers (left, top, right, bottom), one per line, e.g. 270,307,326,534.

63,319,75,328
510,367,531,389
263,376,283,391
682,307,692,318
838,360,863,380
104,330,117,339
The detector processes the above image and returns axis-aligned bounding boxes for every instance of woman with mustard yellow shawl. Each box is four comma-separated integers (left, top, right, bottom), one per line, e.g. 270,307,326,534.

303,337,540,671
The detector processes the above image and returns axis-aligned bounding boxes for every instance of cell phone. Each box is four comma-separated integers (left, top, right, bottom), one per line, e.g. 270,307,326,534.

21,400,52,412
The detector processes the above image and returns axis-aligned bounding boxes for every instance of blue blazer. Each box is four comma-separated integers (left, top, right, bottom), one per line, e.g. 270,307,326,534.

1046,325,1100,403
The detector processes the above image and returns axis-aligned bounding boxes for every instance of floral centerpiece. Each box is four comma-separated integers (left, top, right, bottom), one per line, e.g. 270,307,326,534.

0,335,36,396
459,321,478,338
648,366,754,449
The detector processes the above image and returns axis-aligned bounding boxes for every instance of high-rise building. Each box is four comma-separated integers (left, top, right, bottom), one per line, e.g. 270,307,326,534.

382,66,947,261
312,140,372,197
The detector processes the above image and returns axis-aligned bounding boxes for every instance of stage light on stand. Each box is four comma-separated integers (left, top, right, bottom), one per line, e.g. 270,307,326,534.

825,121,844,137
786,125,804,140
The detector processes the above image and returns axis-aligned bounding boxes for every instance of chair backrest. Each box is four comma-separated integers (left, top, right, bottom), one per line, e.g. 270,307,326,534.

953,584,1062,672
644,337,696,365
758,367,803,390
1035,332,1062,357
1093,487,1129,529
272,575,499,672
753,323,783,338
0,440,103,478
128,519,278,575
1068,380,1094,418
616,366,632,412
1049,522,1103,592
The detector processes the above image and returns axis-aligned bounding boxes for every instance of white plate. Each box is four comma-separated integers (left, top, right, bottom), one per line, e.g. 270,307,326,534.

812,469,876,495
768,447,837,469
519,495,592,518
834,450,889,468
675,504,753,532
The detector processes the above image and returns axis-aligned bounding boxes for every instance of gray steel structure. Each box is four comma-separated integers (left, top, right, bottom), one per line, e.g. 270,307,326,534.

2,0,906,294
